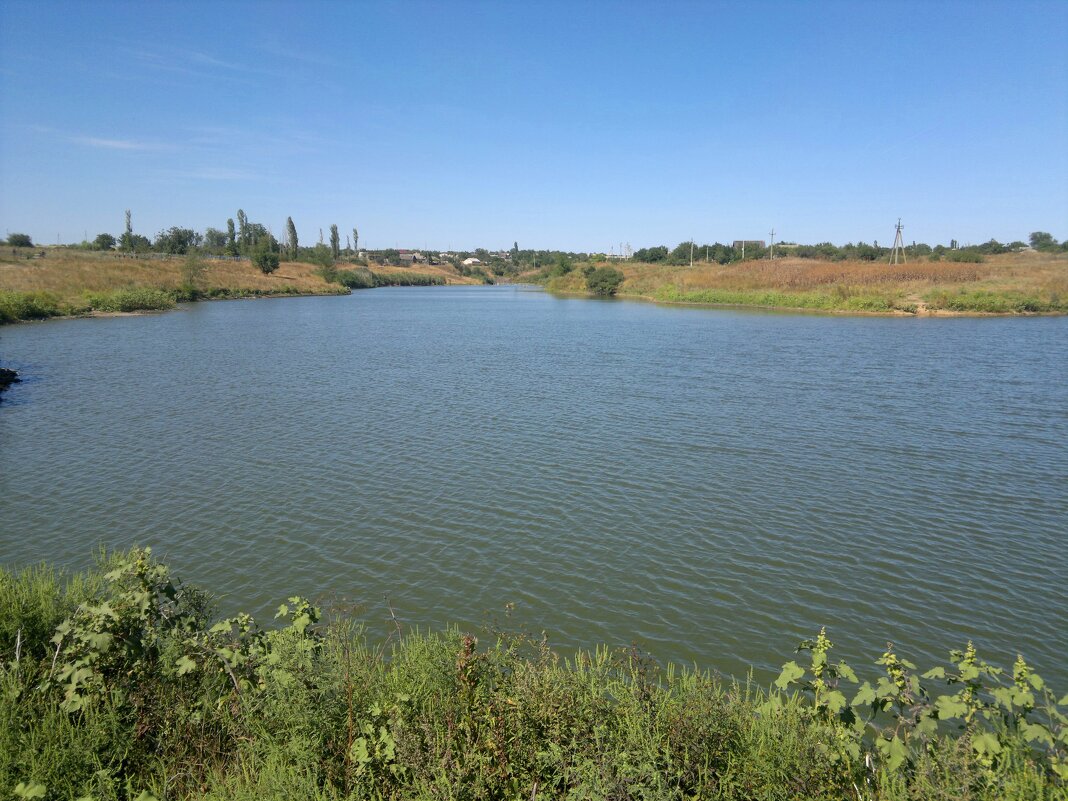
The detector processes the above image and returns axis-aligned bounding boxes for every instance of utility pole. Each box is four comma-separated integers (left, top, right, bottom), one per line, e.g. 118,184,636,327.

769,228,775,260
889,218,906,264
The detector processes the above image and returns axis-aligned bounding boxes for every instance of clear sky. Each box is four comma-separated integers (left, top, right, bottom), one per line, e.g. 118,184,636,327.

1,1,1066,251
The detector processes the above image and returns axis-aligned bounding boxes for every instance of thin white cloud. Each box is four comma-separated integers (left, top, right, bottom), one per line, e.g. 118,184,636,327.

72,136,169,151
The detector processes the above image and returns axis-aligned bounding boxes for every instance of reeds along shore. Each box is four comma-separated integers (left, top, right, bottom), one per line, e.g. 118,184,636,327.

1,549,1064,800
545,251,1068,314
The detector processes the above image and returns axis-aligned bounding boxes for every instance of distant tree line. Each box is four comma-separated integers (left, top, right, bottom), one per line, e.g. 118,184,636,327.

6,225,1065,272
624,232,1067,265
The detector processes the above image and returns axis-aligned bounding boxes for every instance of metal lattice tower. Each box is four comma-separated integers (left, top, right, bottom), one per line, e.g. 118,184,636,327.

889,218,907,264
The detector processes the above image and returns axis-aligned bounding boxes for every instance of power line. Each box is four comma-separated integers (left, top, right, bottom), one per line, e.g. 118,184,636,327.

889,218,906,264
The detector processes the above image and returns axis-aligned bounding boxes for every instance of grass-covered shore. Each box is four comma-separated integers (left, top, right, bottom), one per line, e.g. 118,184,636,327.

2,550,1064,800
0,250,473,324
541,252,1068,316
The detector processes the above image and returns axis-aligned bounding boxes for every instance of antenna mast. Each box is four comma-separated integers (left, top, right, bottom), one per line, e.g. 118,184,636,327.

769,228,775,259
889,218,906,264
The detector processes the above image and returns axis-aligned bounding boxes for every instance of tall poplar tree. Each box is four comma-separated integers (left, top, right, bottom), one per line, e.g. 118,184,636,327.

237,209,248,253
226,218,237,256
330,224,340,260
286,217,298,260
352,227,359,252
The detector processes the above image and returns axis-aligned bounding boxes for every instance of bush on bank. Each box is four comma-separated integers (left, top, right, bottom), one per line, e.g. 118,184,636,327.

0,549,1064,800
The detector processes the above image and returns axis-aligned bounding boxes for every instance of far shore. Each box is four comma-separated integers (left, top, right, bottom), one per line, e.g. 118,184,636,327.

0,250,483,324
537,250,1068,317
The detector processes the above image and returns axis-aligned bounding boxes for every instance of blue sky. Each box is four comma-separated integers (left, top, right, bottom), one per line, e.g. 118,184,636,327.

1,1,1065,251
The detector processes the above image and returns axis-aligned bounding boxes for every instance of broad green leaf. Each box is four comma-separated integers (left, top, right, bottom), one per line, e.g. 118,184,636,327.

922,666,946,679
774,661,805,690
915,714,938,737
175,655,197,676
852,682,876,707
1028,673,1045,691
971,732,1002,756
879,736,910,772
14,782,47,799
825,690,847,714
936,695,968,720
991,687,1015,709
838,662,858,683
1020,722,1054,747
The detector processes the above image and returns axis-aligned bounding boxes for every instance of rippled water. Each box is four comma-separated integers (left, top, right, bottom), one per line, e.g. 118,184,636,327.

1,287,1066,685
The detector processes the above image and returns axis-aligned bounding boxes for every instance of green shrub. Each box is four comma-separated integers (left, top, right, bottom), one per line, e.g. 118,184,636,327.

0,291,63,323
335,268,376,289
372,272,445,287
923,289,1063,313
585,267,625,296
252,249,280,275
84,288,175,313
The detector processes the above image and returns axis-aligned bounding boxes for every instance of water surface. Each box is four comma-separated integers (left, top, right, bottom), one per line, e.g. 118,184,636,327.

2,287,1066,684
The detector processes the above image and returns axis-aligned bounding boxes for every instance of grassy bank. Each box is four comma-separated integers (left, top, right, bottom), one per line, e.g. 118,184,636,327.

542,252,1068,315
0,251,472,324
1,549,1064,800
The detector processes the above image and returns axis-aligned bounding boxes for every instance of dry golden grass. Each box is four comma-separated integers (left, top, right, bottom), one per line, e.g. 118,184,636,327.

592,251,1068,313
616,251,1063,293
0,249,342,301
0,250,483,304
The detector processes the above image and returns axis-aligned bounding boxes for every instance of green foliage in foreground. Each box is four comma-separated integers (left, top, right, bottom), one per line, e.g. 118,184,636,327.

0,552,1064,800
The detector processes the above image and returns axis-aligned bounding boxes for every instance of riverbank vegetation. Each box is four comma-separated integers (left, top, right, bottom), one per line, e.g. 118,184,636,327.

541,251,1068,315
0,250,467,324
1,549,1064,800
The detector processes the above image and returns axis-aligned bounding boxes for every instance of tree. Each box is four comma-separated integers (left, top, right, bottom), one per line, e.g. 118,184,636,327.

286,217,298,260
203,227,228,250
237,209,249,252
7,233,33,247
226,218,237,256
245,223,268,248
252,243,279,274
1029,231,1057,251
329,224,340,261
352,227,359,252
92,233,116,251
586,267,624,296
180,255,208,296
154,227,197,255
633,246,669,263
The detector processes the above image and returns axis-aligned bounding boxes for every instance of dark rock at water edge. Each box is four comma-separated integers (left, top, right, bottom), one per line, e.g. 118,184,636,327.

0,367,20,398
